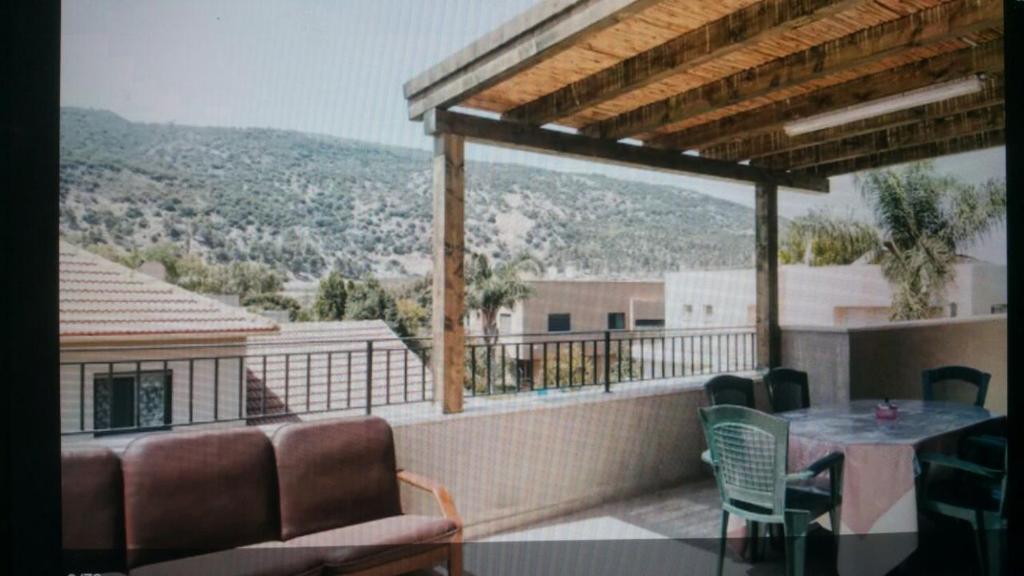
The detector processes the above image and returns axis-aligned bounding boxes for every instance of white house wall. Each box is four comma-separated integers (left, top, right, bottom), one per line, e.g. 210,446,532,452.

665,263,1007,329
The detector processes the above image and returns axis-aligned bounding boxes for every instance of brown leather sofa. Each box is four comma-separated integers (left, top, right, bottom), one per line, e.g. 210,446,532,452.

62,416,462,576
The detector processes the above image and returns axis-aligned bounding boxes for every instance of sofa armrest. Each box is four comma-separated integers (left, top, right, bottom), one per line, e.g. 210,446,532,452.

397,470,463,530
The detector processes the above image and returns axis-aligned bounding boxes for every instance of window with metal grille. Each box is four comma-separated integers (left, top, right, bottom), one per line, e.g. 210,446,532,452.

94,370,172,433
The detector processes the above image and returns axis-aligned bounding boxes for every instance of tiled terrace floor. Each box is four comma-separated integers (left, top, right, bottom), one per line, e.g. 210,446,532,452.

451,480,984,576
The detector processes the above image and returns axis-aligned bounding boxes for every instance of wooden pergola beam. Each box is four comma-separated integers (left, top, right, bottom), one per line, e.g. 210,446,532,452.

405,0,664,121
582,0,1002,140
431,133,467,414
647,39,1004,152
404,0,582,99
502,0,862,126
424,109,830,193
753,104,1004,170
799,128,1005,177
701,74,1004,161
755,182,780,369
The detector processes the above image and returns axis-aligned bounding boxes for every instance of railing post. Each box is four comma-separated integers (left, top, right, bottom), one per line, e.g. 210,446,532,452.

603,330,611,393
79,364,85,431
135,361,142,428
486,344,493,395
213,358,220,421
366,340,374,415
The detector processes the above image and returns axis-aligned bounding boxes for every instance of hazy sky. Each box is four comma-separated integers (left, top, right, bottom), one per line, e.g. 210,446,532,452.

60,0,1006,263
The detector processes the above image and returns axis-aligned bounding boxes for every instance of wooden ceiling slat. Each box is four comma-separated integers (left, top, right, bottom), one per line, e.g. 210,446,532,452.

633,37,986,138
580,0,1002,140
463,0,764,112
406,0,1003,179
544,0,948,127
753,104,1003,170
799,128,1005,176
700,74,1004,161
646,38,1003,151
500,0,864,126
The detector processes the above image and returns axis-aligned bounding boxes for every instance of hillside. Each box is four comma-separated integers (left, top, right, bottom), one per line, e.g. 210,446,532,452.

59,107,761,280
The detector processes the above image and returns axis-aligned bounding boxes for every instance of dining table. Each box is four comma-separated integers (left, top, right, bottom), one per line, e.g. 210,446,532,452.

727,399,1004,576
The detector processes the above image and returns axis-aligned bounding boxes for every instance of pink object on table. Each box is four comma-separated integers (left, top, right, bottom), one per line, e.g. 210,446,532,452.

875,402,899,419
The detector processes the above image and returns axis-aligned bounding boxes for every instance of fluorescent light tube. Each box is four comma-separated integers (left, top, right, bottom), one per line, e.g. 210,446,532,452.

783,76,984,136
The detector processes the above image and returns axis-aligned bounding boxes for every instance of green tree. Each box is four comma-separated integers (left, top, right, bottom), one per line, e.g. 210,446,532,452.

394,298,429,337
857,162,1006,320
314,270,348,320
138,243,185,280
173,254,226,294
344,277,392,321
465,253,540,346
84,242,143,268
242,293,304,322
779,211,880,266
224,261,285,297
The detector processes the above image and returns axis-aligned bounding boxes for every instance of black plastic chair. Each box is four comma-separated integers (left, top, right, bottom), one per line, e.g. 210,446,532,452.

764,368,810,413
704,375,755,408
923,365,1004,471
922,365,991,408
917,442,1008,575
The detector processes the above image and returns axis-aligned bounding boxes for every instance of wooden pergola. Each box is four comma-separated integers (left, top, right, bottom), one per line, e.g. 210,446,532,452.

403,0,1004,413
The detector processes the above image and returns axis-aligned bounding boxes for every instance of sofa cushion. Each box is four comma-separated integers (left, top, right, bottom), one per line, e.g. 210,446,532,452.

121,428,280,568
62,447,125,572
273,416,402,540
282,514,458,574
128,544,323,576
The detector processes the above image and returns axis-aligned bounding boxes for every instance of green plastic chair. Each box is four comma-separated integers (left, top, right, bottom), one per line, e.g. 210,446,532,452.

917,444,1008,576
699,405,844,576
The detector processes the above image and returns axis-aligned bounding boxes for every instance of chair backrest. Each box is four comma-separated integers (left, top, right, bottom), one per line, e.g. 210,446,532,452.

62,447,125,572
921,365,990,407
704,374,755,408
999,444,1009,519
121,427,280,568
699,405,789,515
272,415,402,540
764,368,810,413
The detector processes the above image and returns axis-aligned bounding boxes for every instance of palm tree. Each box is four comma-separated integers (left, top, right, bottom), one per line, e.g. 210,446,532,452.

857,162,1005,320
779,210,880,266
465,252,540,346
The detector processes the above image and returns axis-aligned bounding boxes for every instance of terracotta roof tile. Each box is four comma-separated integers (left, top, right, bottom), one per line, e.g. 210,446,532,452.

59,241,278,341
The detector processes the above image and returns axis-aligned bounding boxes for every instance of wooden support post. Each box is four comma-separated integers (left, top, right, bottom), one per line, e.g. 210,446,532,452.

755,182,780,369
432,132,466,414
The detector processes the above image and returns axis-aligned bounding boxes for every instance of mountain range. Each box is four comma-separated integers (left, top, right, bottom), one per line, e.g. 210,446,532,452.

59,107,764,280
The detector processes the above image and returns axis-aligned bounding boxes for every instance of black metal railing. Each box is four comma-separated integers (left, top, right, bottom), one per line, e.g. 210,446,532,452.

60,326,756,436
59,335,433,436
464,326,757,397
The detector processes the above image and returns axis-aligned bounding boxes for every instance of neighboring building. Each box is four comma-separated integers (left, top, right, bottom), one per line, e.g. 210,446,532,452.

469,279,665,337
59,241,279,436
664,262,1008,329
59,241,432,438
243,321,432,423
467,279,665,387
